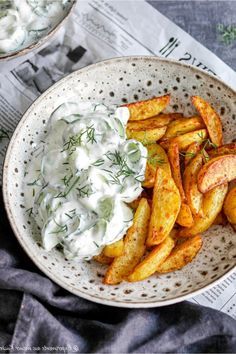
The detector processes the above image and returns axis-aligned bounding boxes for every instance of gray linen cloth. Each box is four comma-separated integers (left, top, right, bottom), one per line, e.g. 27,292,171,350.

0,194,236,353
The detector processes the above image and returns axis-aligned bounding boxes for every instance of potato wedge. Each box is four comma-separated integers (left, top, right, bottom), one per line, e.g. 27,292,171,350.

103,239,124,258
223,186,236,224
156,235,202,273
168,142,194,227
184,142,201,166
104,198,150,285
160,129,208,151
168,142,186,201
192,96,223,147
183,154,204,217
126,126,166,144
142,163,156,188
176,203,194,228
197,155,236,193
128,191,151,210
127,237,175,282
208,143,236,157
147,143,171,176
127,114,178,131
178,183,228,237
163,116,205,139
93,253,113,265
124,95,170,121
147,168,181,246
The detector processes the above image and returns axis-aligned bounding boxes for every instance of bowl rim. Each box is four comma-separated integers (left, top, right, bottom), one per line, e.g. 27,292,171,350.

3,55,236,308
0,0,76,61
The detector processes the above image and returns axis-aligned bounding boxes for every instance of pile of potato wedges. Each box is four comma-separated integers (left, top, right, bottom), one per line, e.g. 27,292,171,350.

94,94,236,285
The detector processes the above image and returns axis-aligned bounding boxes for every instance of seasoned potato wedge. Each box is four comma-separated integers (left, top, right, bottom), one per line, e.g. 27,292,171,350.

178,183,228,237
197,155,236,193
124,95,170,121
103,239,124,258
185,142,201,166
93,253,113,265
183,154,204,217
223,186,236,224
163,116,205,139
208,143,236,157
127,113,180,131
104,198,150,285
147,168,181,246
160,129,208,151
127,237,175,282
126,126,166,144
156,235,202,273
192,96,223,147
143,163,156,188
168,142,194,227
168,142,186,201
147,143,171,176
176,203,194,228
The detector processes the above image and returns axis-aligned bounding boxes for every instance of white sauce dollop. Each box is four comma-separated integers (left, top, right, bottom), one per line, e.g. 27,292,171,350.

24,102,147,260
0,0,71,56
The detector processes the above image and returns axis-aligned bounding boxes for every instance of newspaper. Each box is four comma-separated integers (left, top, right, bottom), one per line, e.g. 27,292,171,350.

0,0,235,318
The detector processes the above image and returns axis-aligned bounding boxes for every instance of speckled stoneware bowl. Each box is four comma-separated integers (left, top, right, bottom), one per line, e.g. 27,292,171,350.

3,56,236,307
0,0,75,62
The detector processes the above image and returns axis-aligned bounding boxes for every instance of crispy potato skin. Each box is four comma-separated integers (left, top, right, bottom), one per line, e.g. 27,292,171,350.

147,168,181,246
127,126,167,144
163,116,205,139
197,154,236,193
183,153,204,217
147,143,171,176
104,198,150,285
93,254,113,265
160,129,208,151
223,187,236,224
156,235,202,273
127,237,175,282
124,95,170,121
178,183,228,237
192,96,223,147
208,143,236,157
103,239,124,258
185,142,201,166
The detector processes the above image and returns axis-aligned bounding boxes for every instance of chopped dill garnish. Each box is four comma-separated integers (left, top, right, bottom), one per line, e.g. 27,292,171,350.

92,159,105,167
217,24,236,45
62,125,97,154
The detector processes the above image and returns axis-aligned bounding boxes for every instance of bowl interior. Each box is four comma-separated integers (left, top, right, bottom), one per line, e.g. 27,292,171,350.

3,57,236,307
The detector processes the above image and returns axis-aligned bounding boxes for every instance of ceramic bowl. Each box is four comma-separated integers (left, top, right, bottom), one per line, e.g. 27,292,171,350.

3,56,236,307
0,0,75,61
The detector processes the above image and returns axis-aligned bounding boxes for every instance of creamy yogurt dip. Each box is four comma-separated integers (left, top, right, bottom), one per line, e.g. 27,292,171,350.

24,102,147,260
0,0,72,56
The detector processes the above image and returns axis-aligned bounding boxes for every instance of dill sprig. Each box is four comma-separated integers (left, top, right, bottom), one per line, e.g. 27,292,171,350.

62,125,97,154
106,150,135,180
217,24,236,45
179,151,196,158
76,183,93,198
148,155,165,166
50,219,68,235
92,159,104,167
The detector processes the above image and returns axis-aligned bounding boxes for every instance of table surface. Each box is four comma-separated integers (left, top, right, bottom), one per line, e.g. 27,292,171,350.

149,1,236,72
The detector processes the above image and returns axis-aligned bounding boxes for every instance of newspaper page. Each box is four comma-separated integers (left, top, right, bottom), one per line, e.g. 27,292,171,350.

0,0,235,318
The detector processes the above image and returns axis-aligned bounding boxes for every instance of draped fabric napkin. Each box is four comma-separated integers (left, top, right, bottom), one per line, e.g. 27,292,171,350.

0,195,236,353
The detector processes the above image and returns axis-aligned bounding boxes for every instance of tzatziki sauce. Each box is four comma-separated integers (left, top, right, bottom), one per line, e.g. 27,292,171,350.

24,102,147,260
0,0,71,56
